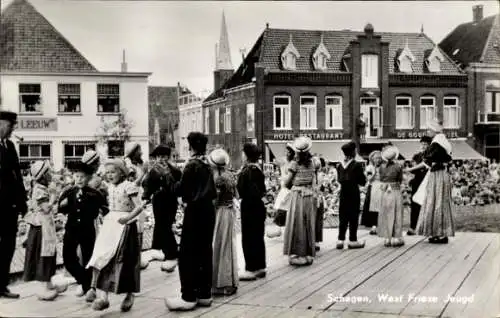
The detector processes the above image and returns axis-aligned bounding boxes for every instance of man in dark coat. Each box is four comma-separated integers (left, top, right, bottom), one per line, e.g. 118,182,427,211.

165,132,217,311
142,145,182,273
336,141,366,250
0,111,28,298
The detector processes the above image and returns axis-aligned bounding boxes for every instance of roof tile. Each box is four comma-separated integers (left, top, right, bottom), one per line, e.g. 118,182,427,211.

439,14,499,67
0,0,97,72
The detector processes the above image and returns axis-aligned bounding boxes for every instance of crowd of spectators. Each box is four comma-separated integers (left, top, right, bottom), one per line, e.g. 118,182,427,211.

15,158,500,244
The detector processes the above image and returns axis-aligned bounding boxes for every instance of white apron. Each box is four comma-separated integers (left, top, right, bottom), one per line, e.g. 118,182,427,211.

86,211,129,270
413,170,430,206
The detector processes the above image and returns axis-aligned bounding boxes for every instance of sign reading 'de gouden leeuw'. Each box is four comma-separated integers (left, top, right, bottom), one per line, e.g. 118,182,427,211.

267,132,345,140
394,130,463,139
17,117,58,131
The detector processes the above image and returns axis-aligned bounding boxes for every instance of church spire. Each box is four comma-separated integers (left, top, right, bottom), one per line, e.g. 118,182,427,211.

215,11,233,70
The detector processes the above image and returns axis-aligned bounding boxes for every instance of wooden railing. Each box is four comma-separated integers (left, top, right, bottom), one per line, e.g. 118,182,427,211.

477,111,500,124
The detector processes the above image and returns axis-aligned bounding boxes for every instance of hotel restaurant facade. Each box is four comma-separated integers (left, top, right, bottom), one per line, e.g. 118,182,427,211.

203,22,485,168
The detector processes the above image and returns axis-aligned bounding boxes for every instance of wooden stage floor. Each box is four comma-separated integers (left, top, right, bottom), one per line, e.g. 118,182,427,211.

1,229,499,318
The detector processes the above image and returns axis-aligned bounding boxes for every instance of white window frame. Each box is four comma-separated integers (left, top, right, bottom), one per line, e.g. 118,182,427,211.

398,56,413,73
204,108,209,134
283,53,297,70
485,91,500,114
224,107,231,133
325,95,343,129
419,96,437,129
58,83,81,113
246,103,255,132
273,95,291,130
395,96,414,129
300,95,317,130
64,143,96,161
19,84,42,114
19,143,51,162
443,96,461,129
214,108,220,134
97,84,120,113
361,54,379,88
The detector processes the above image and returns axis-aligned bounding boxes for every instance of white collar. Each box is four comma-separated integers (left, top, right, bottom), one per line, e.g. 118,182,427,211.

342,159,353,169
432,133,452,155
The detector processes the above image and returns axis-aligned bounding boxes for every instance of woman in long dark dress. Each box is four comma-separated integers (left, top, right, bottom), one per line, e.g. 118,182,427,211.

408,120,455,244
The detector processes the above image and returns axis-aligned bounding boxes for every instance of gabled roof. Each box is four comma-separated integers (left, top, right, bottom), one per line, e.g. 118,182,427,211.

0,0,97,72
204,26,462,103
260,28,460,74
439,14,500,67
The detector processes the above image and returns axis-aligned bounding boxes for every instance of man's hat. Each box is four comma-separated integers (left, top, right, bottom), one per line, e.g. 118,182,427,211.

150,145,171,158
0,111,18,123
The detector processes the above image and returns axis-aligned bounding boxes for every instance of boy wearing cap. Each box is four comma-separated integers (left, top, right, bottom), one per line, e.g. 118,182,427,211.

336,141,366,249
58,162,108,296
142,145,182,273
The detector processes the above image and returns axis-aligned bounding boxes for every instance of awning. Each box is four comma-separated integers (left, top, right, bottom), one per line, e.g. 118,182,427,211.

392,140,423,160
267,142,364,163
450,140,486,161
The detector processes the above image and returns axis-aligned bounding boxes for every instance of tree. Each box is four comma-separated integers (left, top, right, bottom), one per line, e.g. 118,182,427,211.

96,111,134,143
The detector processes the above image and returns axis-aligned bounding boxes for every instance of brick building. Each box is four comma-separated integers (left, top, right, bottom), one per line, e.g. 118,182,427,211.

440,5,500,161
148,83,192,159
204,19,485,167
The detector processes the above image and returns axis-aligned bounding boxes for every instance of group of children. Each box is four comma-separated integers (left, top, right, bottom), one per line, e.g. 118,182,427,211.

22,148,147,311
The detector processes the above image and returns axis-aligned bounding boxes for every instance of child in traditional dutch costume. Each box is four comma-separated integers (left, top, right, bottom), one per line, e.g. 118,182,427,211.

267,143,295,238
23,161,68,301
378,146,405,247
411,120,455,244
208,149,239,296
85,159,146,312
361,151,383,235
283,137,317,266
59,162,108,297
237,143,267,280
336,141,366,249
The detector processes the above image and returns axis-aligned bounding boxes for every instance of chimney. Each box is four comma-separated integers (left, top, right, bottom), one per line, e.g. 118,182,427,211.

121,49,128,72
473,5,483,23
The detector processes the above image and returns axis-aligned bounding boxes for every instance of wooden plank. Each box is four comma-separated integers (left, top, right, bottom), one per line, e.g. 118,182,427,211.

401,234,488,316
336,233,474,314
441,234,500,318
328,234,442,313
195,304,320,318
293,236,425,311
230,233,383,307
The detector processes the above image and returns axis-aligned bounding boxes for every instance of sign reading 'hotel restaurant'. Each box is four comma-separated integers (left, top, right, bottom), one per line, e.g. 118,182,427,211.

267,132,345,140
17,117,58,131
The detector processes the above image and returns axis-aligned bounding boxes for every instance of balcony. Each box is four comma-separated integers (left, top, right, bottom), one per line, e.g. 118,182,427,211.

476,111,500,124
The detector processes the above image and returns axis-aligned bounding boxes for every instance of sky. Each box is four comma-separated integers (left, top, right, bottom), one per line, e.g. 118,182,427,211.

1,0,499,94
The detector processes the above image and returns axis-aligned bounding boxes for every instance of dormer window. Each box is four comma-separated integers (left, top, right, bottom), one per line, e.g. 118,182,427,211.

281,34,300,71
312,34,331,71
397,40,415,73
426,45,445,73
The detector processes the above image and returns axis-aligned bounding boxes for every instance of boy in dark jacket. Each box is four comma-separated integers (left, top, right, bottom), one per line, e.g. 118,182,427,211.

59,162,108,295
